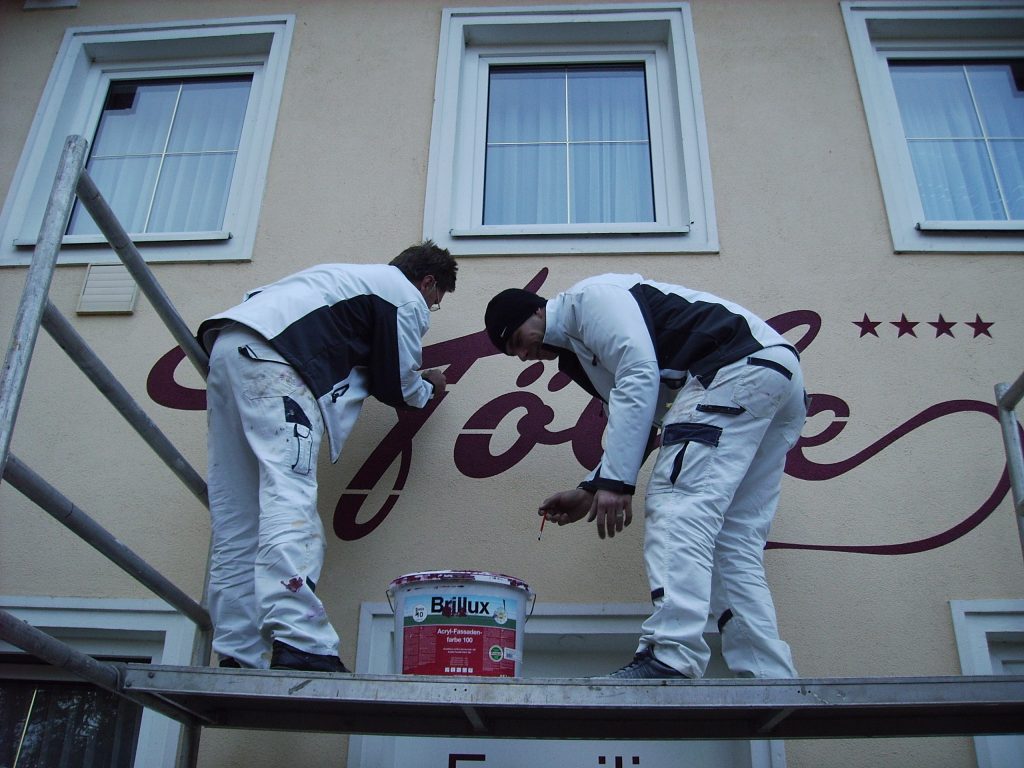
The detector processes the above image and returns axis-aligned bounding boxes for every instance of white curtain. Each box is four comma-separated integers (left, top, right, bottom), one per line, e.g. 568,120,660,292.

68,77,250,235
484,65,654,225
891,63,1023,221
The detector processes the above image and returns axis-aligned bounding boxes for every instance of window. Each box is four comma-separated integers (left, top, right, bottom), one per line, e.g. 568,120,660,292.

484,64,655,226
1,674,144,768
67,76,253,238
889,60,1024,223
842,1,1024,252
950,600,1024,768
423,4,718,256
0,597,198,768
348,602,784,768
0,16,293,265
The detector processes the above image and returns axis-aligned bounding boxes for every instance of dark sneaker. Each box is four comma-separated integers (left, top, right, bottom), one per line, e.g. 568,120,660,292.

271,640,350,673
603,648,688,679
218,656,242,669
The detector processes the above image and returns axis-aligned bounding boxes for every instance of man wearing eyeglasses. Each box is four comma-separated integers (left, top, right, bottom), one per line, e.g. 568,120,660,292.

197,241,457,673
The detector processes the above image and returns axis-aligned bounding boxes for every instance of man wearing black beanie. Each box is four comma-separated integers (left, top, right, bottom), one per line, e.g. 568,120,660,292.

483,274,805,682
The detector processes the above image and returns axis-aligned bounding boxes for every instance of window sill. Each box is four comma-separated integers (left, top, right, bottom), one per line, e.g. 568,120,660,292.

451,223,690,238
14,230,232,247
916,221,1024,233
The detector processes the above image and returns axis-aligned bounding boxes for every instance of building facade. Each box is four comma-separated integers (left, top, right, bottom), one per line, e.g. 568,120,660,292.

0,1,1022,766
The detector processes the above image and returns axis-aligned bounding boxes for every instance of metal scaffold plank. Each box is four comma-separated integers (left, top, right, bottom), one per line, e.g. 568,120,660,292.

121,665,1024,740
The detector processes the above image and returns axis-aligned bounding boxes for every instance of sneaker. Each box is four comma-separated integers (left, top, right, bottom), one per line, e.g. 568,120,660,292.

603,648,688,679
270,640,350,673
218,656,242,669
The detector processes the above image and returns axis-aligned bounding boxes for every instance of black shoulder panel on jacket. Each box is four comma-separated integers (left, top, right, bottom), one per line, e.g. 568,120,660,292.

271,294,405,406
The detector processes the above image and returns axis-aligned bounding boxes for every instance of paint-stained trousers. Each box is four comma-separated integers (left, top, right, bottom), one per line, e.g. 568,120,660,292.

641,345,805,679
206,324,340,669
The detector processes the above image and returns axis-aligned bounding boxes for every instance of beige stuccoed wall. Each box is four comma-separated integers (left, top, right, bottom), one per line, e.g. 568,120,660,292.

1,1,1021,767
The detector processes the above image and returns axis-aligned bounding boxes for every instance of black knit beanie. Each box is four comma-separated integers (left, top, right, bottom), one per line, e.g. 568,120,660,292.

484,288,547,353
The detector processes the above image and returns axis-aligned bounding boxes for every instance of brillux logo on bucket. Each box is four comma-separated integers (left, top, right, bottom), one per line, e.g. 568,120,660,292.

400,592,519,676
408,594,516,627
412,596,510,622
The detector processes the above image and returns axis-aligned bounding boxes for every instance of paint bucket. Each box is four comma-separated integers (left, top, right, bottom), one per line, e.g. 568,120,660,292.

386,570,534,677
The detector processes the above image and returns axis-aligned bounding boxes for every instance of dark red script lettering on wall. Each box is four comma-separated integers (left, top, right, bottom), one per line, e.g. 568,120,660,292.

147,269,1015,552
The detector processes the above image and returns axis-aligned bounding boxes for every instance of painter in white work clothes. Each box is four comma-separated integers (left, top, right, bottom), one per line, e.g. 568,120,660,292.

484,274,806,679
197,242,457,672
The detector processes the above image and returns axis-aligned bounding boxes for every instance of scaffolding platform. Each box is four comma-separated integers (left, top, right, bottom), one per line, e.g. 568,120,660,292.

122,666,1024,740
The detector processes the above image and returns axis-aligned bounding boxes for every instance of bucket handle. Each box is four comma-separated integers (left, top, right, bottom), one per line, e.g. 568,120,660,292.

386,590,394,613
526,592,537,622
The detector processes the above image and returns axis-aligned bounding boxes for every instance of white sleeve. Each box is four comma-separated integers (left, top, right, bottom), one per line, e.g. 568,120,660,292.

573,283,660,492
395,301,434,409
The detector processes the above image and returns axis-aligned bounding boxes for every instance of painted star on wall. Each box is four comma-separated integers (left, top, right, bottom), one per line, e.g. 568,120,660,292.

892,313,919,338
927,315,956,338
853,313,882,337
965,314,994,338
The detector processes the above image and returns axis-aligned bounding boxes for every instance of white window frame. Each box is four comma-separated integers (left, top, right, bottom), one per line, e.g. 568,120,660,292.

950,599,1024,768
423,4,718,256
348,601,785,768
0,15,293,266
841,0,1024,253
0,596,197,768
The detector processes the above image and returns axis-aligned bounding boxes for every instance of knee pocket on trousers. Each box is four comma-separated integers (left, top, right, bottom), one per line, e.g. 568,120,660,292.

648,422,721,496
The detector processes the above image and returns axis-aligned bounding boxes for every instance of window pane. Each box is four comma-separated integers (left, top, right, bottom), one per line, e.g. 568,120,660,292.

484,64,653,225
969,64,1024,138
0,681,34,766
992,141,1024,218
149,153,238,232
891,65,982,138
167,78,251,153
91,82,179,157
68,75,252,236
0,680,142,768
484,144,567,225
907,139,1005,220
487,68,566,143
571,143,654,223
568,67,649,142
891,61,1023,222
67,156,160,235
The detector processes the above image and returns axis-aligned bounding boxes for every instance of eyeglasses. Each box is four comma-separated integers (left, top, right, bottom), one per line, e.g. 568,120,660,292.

428,280,443,312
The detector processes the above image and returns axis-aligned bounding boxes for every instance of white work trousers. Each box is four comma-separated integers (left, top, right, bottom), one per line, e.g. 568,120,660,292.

641,345,805,679
206,325,340,668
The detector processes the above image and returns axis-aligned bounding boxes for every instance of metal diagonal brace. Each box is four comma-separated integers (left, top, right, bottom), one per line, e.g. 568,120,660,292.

41,301,208,506
2,453,210,631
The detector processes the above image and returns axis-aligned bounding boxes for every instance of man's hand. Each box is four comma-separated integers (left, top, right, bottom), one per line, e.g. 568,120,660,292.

422,369,446,398
538,489,593,526
539,488,633,540
587,489,633,540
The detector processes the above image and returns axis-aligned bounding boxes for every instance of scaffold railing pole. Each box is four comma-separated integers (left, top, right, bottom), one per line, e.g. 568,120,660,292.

0,136,88,482
995,369,1024,564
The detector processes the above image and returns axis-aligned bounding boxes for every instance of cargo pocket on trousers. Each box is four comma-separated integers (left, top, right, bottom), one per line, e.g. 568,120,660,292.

283,395,314,475
648,422,723,495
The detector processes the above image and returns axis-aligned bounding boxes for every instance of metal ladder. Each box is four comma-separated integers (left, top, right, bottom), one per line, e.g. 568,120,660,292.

2,136,1023,767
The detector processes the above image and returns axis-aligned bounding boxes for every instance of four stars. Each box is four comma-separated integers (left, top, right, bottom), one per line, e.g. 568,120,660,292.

854,313,993,339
